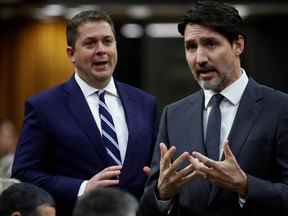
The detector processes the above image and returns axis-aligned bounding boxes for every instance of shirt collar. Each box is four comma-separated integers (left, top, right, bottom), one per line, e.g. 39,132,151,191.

204,68,249,109
74,72,118,99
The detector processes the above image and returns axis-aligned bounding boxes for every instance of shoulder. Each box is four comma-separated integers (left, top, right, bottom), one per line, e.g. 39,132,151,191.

116,81,156,102
251,79,288,103
27,82,68,107
165,90,202,112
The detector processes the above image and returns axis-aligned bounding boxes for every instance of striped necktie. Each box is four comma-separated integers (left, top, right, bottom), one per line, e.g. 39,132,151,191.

97,90,122,165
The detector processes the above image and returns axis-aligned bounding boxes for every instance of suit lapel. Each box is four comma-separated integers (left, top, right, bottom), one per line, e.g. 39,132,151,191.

115,82,138,168
208,79,264,205
185,91,206,155
63,77,113,166
228,79,264,158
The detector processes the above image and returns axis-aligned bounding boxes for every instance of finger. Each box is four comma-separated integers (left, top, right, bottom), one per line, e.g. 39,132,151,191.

223,141,235,160
96,170,121,180
103,165,122,172
196,170,208,179
95,179,119,187
180,171,198,185
189,156,206,170
175,163,195,180
161,145,176,171
192,152,217,168
143,166,151,176
189,156,214,177
160,142,168,159
167,151,190,175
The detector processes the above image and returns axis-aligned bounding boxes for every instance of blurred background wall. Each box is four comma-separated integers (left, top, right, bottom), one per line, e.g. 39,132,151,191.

1,0,288,131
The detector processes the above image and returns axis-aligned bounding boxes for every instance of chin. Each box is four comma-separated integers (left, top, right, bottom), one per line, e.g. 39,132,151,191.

201,80,222,91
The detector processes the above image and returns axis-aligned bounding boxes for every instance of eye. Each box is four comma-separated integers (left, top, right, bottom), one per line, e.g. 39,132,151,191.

103,37,114,46
83,40,96,49
185,41,197,51
204,39,218,49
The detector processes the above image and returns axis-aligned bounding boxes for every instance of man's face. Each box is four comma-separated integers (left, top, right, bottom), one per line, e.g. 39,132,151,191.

184,24,244,92
67,21,118,89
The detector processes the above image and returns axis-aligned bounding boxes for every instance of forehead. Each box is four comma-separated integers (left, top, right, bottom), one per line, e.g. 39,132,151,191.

184,24,226,42
36,205,56,216
77,21,115,39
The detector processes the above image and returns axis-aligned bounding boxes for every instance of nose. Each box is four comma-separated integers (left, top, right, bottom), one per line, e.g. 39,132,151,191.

95,42,106,55
195,47,208,66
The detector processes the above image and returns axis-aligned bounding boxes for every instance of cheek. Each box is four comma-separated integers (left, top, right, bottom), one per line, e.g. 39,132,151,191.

213,51,233,68
185,53,194,66
78,52,93,62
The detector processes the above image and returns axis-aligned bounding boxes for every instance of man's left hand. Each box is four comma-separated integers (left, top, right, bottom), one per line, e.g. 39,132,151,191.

192,140,248,197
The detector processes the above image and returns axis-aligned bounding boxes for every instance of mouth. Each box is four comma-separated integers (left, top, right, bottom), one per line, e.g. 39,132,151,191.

92,61,109,70
93,60,108,66
197,69,217,80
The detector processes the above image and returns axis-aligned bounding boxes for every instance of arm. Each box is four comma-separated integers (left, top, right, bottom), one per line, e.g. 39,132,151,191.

193,109,288,213
12,100,83,205
246,110,288,212
12,100,121,205
139,107,202,216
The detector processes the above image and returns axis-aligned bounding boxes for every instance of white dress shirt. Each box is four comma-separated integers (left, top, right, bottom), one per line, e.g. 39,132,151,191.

74,72,129,196
203,69,248,160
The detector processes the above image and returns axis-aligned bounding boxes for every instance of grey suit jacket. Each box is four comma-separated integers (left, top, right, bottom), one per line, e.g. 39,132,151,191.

139,79,288,216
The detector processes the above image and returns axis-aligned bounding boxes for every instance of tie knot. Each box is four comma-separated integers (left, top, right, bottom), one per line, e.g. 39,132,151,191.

211,94,223,106
97,90,106,101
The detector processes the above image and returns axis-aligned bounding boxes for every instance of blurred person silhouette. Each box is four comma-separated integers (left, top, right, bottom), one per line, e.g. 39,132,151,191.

140,1,288,216
73,187,138,216
0,182,55,216
12,9,157,216
0,178,20,195
0,119,18,178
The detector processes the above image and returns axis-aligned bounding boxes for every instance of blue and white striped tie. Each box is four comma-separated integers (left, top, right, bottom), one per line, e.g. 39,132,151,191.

98,90,122,165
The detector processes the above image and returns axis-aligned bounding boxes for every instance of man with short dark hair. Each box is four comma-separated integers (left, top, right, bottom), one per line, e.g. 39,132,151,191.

0,183,55,216
73,188,138,216
140,1,288,216
12,10,157,216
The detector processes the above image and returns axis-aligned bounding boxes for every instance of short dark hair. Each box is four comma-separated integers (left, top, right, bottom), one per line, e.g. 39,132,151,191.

178,1,244,44
66,10,116,48
0,183,55,216
73,188,139,216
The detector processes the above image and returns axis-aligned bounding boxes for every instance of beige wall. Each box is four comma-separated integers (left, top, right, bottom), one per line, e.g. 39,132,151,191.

0,19,73,131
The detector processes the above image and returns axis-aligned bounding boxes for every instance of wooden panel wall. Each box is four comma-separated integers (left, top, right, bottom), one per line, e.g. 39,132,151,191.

0,19,73,131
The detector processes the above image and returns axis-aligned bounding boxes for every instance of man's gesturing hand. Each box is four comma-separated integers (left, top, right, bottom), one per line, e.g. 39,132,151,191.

85,165,122,193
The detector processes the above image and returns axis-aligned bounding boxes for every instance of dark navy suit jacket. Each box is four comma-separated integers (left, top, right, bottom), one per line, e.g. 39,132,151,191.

12,77,157,216
140,79,288,216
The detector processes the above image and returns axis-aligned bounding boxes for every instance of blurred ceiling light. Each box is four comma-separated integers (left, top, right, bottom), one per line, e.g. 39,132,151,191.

65,5,100,19
33,4,66,20
234,4,250,18
146,23,181,38
127,5,151,19
121,24,144,38
40,4,65,17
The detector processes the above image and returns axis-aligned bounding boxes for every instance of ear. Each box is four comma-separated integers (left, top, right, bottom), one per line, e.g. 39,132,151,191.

66,46,76,64
232,35,245,56
11,211,22,216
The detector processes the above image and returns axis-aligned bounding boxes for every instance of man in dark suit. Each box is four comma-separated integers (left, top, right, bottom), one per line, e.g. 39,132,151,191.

140,1,288,216
12,10,157,216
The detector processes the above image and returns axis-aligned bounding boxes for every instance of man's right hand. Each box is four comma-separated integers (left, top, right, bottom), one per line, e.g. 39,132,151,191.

85,165,122,193
157,143,199,200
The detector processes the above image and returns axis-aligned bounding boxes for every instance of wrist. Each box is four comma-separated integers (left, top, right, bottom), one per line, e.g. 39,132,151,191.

238,173,248,197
